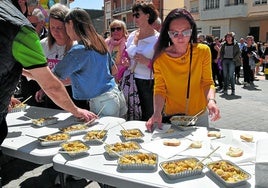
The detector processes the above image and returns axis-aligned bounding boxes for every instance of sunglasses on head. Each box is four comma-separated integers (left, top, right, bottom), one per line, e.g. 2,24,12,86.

168,29,192,38
132,12,140,19
111,27,122,32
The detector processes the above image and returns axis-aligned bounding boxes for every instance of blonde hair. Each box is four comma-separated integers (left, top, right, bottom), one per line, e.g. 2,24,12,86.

109,19,128,38
32,8,45,22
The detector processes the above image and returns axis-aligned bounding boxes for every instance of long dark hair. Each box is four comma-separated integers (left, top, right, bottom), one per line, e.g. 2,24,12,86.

153,8,197,60
65,8,108,54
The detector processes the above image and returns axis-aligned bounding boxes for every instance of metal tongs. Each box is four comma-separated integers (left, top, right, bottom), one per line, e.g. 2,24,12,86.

24,134,47,141
186,109,204,126
195,146,221,168
84,105,106,126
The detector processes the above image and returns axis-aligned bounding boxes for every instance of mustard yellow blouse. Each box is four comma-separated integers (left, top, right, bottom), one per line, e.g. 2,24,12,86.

153,43,215,115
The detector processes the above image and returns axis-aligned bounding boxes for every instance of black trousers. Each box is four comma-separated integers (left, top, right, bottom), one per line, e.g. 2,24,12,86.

135,78,154,121
235,65,241,79
0,112,8,145
243,62,254,83
212,62,223,88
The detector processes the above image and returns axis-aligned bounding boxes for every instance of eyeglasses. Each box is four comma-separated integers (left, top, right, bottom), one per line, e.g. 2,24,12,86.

111,27,122,32
168,29,192,38
132,12,140,19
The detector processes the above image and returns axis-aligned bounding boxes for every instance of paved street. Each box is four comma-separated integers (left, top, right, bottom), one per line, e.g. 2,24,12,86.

210,74,268,132
1,74,268,188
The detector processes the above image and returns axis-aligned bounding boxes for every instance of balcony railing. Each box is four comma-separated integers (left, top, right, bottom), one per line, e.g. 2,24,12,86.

253,0,268,6
113,7,120,14
203,6,219,10
112,4,133,14
225,2,246,6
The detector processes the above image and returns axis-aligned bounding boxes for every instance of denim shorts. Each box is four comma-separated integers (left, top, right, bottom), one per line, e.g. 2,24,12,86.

89,85,127,118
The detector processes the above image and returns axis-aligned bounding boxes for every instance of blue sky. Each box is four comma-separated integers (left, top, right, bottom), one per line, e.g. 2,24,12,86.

70,0,104,10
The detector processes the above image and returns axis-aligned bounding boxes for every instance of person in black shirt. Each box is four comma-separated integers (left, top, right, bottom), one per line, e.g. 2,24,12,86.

241,36,258,86
207,35,223,91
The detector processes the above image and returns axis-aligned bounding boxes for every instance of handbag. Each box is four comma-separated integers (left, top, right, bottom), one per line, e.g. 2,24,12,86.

119,65,142,120
252,51,260,64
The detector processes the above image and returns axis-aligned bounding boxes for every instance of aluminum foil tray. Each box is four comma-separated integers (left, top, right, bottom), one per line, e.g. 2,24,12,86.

117,152,158,170
10,104,27,113
59,124,88,135
61,140,90,157
120,128,144,142
32,117,58,127
83,130,108,145
104,141,141,158
207,160,251,187
160,157,203,180
39,132,70,147
170,116,197,126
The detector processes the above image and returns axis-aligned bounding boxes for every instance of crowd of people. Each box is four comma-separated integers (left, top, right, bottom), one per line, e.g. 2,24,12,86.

0,0,98,145
7,0,266,147
1,0,222,147
198,32,267,97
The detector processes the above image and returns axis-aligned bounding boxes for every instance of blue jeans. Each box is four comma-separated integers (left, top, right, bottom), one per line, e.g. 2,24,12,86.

89,85,127,118
222,59,236,91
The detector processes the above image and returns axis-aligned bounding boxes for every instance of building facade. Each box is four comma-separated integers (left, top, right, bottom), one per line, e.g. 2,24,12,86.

104,0,159,33
104,0,186,32
104,0,268,43
190,0,268,42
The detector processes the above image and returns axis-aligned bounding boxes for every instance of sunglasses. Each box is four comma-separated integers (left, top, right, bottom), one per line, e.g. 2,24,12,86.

132,12,140,19
111,27,122,32
168,29,192,38
31,23,38,27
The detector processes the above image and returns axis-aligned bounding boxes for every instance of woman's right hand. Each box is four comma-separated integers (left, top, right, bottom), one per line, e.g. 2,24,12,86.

73,108,98,123
145,113,163,132
122,57,130,67
35,89,45,103
8,97,21,112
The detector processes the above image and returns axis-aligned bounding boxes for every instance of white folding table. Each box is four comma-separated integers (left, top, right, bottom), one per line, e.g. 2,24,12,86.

53,121,268,188
2,106,125,164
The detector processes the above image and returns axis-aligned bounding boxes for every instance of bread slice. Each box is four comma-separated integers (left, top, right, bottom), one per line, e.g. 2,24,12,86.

207,131,221,138
163,139,181,146
226,147,243,157
240,134,253,142
190,141,202,148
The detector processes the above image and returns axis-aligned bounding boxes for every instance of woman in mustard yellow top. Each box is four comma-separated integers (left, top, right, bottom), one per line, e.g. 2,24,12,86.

146,8,221,132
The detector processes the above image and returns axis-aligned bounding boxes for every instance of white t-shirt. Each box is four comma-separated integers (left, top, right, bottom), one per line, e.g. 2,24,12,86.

126,30,159,80
40,37,66,70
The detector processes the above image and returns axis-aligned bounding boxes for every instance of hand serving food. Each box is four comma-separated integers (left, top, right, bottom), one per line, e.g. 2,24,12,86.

8,97,22,112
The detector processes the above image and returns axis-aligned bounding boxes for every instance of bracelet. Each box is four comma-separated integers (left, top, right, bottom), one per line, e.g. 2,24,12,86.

208,98,217,104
